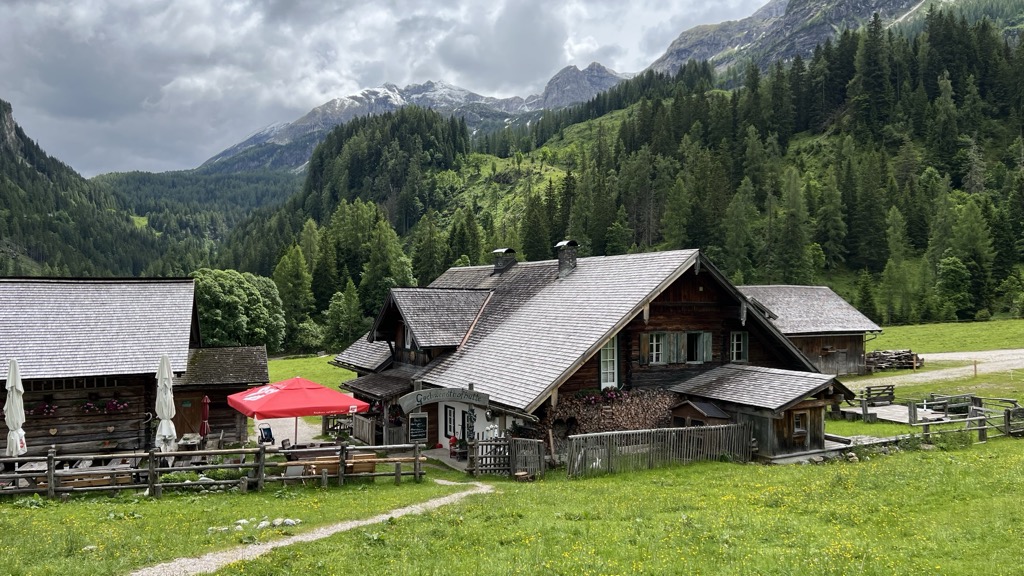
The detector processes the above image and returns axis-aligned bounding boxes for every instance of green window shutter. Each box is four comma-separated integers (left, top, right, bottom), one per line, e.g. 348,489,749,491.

639,334,649,365
703,331,713,362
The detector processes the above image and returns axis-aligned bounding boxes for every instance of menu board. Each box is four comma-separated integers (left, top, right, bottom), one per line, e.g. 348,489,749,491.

409,413,428,444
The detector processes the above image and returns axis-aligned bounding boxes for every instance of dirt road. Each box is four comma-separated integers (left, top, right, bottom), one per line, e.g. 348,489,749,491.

861,349,1024,387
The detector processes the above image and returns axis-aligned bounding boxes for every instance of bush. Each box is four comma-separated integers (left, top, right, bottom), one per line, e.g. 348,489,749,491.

203,468,247,481
974,308,992,321
159,471,200,484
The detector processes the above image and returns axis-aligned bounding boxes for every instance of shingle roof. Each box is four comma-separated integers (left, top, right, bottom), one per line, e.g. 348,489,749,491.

343,372,414,400
0,278,195,380
672,400,731,420
737,285,881,335
174,346,268,387
331,332,391,373
668,364,850,413
418,250,700,411
384,288,490,348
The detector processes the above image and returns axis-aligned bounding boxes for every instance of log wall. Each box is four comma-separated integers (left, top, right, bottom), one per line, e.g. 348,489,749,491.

790,335,867,375
13,375,150,456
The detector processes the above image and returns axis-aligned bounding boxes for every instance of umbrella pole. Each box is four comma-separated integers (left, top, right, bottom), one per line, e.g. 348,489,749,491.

294,417,298,445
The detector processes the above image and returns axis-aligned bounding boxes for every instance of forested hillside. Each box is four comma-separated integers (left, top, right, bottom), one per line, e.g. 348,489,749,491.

0,99,165,276
220,6,1024,354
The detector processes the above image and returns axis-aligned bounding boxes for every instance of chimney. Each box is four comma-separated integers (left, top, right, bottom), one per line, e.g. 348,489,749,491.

556,240,579,278
492,248,517,274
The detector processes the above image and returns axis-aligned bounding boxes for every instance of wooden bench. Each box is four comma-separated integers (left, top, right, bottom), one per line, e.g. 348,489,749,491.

851,385,896,407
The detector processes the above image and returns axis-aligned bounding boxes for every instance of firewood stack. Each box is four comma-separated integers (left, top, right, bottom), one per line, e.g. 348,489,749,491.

866,350,922,371
539,388,677,440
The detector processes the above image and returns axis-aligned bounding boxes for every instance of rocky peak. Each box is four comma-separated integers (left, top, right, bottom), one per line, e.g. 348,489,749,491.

0,99,20,158
540,62,628,109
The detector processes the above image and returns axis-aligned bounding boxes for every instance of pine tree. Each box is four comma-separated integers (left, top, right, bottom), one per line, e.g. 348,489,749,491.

358,219,414,316
815,169,847,271
273,244,315,348
605,206,634,256
776,167,813,283
311,230,339,313
722,177,759,282
848,13,891,135
520,191,551,261
412,209,447,286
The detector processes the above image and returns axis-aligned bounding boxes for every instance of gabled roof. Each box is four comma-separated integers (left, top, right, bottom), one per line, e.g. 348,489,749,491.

419,250,705,411
331,331,391,373
0,278,195,380
174,346,269,388
371,288,491,348
737,285,881,335
668,364,853,414
672,400,731,420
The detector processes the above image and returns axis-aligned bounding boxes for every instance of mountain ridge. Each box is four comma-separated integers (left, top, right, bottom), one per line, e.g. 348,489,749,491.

200,62,628,173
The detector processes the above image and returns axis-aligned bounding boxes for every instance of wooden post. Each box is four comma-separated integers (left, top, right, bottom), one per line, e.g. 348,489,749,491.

256,444,266,492
394,462,401,485
46,448,56,500
413,444,421,483
147,450,157,498
339,445,347,486
321,469,328,488
237,477,247,494
469,440,477,477
907,401,917,425
861,397,869,420
922,423,931,442
974,360,977,378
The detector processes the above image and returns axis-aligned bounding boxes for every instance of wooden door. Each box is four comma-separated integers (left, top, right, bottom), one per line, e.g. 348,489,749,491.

172,392,203,435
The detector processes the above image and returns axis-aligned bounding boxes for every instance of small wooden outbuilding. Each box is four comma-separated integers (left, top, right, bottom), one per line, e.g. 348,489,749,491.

669,364,854,458
738,285,882,375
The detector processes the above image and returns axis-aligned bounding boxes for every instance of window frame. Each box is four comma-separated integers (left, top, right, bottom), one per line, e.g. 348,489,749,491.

730,331,749,363
600,336,618,389
685,331,712,364
648,332,665,365
793,411,808,436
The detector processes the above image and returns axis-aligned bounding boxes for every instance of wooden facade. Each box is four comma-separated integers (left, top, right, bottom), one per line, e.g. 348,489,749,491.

17,375,152,457
727,394,837,458
790,334,867,376
171,387,250,445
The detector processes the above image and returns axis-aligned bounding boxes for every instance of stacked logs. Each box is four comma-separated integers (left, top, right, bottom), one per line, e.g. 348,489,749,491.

866,350,922,371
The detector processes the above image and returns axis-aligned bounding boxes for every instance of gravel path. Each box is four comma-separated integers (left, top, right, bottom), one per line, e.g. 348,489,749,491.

861,349,1024,387
129,479,494,576
254,416,321,446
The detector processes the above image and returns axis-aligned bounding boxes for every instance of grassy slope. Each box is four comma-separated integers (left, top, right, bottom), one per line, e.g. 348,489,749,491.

219,440,1024,575
266,355,354,388
869,318,1024,353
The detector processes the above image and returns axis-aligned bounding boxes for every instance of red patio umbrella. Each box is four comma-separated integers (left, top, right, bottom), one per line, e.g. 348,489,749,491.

199,395,211,438
227,377,369,444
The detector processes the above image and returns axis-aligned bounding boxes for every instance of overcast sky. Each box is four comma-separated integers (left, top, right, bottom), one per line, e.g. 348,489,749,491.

0,0,768,177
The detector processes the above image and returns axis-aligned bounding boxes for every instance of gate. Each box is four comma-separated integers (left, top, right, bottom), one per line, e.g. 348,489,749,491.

469,437,546,478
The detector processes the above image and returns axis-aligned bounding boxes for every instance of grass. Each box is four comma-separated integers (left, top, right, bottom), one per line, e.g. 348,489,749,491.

869,318,1024,353
266,354,354,388
217,440,1024,575
0,469,466,576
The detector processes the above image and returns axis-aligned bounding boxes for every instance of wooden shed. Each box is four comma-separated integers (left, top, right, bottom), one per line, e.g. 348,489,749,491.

738,285,882,375
172,346,269,444
669,364,854,459
670,400,732,427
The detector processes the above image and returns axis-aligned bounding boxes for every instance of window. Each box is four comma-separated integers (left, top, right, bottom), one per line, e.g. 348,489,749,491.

600,336,618,389
794,411,808,435
648,333,665,364
685,332,712,363
730,331,749,362
445,406,455,438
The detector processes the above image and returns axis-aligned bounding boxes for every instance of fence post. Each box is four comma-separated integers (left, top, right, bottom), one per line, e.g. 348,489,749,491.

256,445,266,491
339,445,347,486
907,401,917,425
46,448,56,499
394,463,401,485
469,440,478,477
413,444,421,483
147,449,158,498
861,398,869,420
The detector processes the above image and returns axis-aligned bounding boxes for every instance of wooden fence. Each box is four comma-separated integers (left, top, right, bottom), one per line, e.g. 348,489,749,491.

565,423,752,479
0,442,426,499
467,437,546,478
352,415,375,444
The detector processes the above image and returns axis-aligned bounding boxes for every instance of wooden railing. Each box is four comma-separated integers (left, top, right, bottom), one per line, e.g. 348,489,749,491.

565,423,752,479
0,442,426,499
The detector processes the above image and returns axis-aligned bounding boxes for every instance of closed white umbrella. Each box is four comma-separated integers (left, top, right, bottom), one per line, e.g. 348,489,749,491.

155,355,177,452
4,359,27,457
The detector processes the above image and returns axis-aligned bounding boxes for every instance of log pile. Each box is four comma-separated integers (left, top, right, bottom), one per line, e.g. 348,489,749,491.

866,350,922,371
540,389,677,440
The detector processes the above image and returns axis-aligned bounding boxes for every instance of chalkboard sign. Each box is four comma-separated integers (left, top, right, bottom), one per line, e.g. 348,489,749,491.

409,413,428,443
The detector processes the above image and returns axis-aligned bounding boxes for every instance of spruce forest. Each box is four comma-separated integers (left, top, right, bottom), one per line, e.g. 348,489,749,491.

5,6,1024,354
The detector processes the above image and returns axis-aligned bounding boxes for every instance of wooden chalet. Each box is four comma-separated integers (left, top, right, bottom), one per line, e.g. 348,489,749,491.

738,285,882,375
0,278,267,457
335,244,854,459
